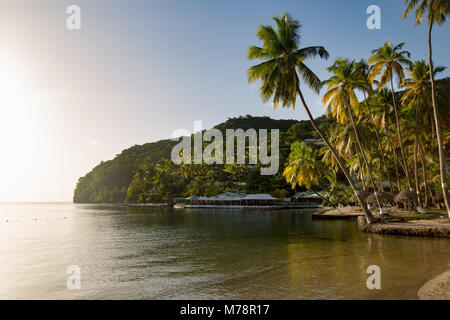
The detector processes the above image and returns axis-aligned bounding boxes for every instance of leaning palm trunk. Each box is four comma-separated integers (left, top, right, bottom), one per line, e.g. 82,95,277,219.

428,22,450,217
297,87,376,223
363,92,394,193
390,77,416,203
315,181,352,207
346,104,384,211
310,190,344,214
355,147,366,191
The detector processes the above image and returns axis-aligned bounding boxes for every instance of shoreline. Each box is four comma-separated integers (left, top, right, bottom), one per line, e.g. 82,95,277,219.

417,266,450,300
358,217,450,238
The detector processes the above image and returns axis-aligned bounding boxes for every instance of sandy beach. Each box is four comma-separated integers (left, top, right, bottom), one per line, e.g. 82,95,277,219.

417,266,450,300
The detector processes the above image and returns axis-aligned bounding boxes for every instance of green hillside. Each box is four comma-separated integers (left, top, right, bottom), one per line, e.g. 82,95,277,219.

73,77,450,204
73,115,325,203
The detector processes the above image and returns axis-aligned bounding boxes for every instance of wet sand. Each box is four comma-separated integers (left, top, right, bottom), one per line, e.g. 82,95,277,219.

417,266,450,300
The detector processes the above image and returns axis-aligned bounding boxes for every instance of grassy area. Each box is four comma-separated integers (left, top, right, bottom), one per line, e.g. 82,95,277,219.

381,210,448,222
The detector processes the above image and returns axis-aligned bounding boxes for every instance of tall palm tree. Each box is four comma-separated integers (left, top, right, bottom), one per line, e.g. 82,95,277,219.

402,0,450,216
371,89,403,190
355,59,395,193
401,59,446,207
368,41,414,200
247,13,376,223
322,58,383,211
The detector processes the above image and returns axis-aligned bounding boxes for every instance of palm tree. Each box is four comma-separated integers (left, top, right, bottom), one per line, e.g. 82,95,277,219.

370,89,403,190
283,141,323,189
368,41,414,201
321,122,367,189
322,58,384,211
355,59,395,193
247,13,376,223
402,0,450,216
401,59,446,207
284,141,343,212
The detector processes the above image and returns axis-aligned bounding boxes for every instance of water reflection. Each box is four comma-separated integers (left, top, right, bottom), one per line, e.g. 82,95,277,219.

0,203,448,299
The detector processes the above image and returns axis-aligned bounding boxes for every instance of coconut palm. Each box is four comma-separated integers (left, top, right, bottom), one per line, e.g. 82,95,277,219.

247,13,376,223
403,108,424,207
368,41,414,201
321,122,372,190
401,59,446,207
283,141,323,189
402,0,450,216
355,59,395,193
371,89,403,190
284,141,343,211
322,58,384,211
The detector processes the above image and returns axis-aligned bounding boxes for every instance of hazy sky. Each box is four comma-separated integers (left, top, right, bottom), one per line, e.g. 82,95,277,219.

0,0,449,202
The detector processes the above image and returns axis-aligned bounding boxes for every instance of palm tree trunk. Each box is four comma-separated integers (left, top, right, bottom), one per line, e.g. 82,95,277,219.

414,100,422,207
430,113,435,139
346,104,383,211
414,140,422,207
427,22,450,217
310,190,344,214
420,140,434,203
386,125,401,191
419,142,429,208
363,92,394,193
393,147,401,191
355,148,366,191
296,87,376,224
390,77,416,202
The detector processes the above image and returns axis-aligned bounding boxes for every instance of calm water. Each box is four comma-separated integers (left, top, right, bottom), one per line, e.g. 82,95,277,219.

0,203,448,300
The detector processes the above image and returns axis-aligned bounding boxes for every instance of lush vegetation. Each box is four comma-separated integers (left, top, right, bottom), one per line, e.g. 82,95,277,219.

73,115,331,203
74,76,449,206
75,3,450,223
248,7,450,222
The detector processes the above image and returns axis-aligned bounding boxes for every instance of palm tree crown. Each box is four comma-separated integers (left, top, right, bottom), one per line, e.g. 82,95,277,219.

403,0,449,26
368,41,412,90
322,58,369,123
247,13,329,108
401,59,446,106
284,141,323,189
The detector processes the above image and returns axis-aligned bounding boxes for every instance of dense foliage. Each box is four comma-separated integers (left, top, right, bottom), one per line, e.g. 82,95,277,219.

73,78,449,205
73,115,331,203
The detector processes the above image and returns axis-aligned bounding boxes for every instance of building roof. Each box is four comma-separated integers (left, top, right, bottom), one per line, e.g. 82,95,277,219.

242,193,278,200
216,192,246,199
211,195,236,201
187,193,279,201
292,191,323,199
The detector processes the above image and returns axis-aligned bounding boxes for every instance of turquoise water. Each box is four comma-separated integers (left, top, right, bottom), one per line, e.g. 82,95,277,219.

0,203,448,299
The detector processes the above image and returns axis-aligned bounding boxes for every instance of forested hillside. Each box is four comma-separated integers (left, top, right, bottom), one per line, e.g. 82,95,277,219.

74,78,449,204
73,115,330,203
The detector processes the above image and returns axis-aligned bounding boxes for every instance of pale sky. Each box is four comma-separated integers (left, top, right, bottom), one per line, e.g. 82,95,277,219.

0,0,449,202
